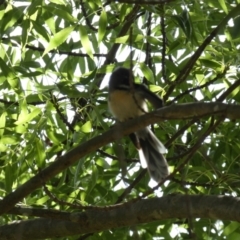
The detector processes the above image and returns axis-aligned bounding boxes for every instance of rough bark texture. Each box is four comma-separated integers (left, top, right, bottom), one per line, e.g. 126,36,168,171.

1,194,240,239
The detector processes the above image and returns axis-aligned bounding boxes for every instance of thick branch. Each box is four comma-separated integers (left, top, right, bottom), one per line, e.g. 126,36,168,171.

104,5,140,65
0,102,239,215
1,194,240,239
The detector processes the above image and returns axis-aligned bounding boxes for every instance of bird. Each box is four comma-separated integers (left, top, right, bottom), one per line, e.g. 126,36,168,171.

108,67,169,183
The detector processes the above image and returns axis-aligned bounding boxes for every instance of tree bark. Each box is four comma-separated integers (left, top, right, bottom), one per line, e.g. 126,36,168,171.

1,194,240,240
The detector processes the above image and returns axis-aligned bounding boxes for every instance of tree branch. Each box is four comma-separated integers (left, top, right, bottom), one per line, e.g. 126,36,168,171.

1,38,107,57
1,194,240,239
164,3,240,101
104,5,141,65
0,102,239,215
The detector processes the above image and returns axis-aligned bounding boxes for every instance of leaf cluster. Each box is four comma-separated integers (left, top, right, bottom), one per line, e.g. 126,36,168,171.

1,0,240,239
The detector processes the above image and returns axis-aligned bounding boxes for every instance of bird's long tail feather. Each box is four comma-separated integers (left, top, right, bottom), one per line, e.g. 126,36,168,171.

138,128,169,182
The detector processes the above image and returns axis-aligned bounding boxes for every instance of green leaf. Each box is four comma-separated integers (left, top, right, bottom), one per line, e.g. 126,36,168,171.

0,112,7,136
182,10,192,38
199,58,222,70
218,0,228,13
74,157,86,187
35,138,46,166
21,61,42,69
113,35,129,44
43,26,75,55
35,196,50,205
22,19,31,48
49,0,66,5
81,121,92,133
79,25,93,59
149,85,164,93
0,9,4,20
228,233,240,240
0,135,19,144
98,10,107,44
0,6,23,32
86,164,98,196
15,107,42,125
224,222,240,235
139,63,154,82
5,164,13,193
7,77,20,89
45,15,56,34
172,10,194,43
229,16,240,39
43,6,77,23
0,57,15,79
27,0,42,16
0,143,7,152
15,124,27,134
31,20,50,42
46,129,61,145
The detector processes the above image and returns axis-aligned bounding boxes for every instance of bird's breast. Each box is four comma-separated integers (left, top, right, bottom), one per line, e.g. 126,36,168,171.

108,90,148,121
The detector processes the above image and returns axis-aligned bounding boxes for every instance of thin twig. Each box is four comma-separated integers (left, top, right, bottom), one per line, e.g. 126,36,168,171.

217,78,240,102
116,169,147,203
164,4,240,101
160,4,168,83
132,117,223,200
50,93,75,132
170,66,230,103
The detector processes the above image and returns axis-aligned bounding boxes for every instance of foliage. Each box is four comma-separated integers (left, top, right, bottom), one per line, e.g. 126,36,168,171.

0,0,240,239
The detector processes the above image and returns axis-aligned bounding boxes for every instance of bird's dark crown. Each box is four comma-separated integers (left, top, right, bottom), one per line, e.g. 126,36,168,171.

109,67,133,91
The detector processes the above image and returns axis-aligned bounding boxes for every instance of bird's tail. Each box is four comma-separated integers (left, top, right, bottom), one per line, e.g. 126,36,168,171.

138,128,169,183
